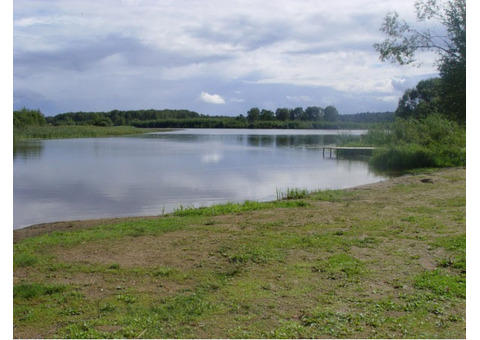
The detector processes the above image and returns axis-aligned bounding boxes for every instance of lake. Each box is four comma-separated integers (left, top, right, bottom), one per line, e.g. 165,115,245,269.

13,129,387,229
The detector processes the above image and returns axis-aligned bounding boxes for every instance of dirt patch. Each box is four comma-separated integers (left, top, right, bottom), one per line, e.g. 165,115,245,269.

53,229,228,270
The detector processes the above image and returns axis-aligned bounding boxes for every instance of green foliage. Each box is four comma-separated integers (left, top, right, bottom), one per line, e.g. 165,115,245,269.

276,188,309,200
13,108,46,128
14,283,66,300
375,0,466,123
48,109,200,126
433,235,466,272
13,125,159,141
396,78,443,119
414,269,465,299
324,105,340,122
312,254,365,278
42,107,394,131
13,252,38,268
311,189,354,202
362,114,465,171
174,199,308,217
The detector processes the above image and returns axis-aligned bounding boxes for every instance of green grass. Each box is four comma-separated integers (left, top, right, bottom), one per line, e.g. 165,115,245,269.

276,187,309,200
13,125,164,141
173,199,308,217
14,283,67,300
13,167,466,339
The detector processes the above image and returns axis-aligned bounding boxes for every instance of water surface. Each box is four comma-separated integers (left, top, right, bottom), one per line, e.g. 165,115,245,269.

13,129,386,229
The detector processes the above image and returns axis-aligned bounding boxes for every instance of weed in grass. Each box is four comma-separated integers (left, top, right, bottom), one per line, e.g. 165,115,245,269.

116,294,137,304
99,303,117,314
414,269,465,299
13,252,38,268
224,246,282,265
127,226,147,237
300,310,358,337
266,320,305,339
312,253,365,279
152,266,176,277
432,234,466,271
311,189,353,202
61,321,106,339
14,282,67,300
151,291,214,323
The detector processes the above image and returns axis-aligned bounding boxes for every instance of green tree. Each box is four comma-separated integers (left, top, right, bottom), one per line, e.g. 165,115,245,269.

305,106,324,121
247,107,260,123
13,108,46,128
290,107,304,121
275,107,290,121
374,0,466,123
396,78,443,118
324,106,339,122
275,108,290,121
259,109,275,121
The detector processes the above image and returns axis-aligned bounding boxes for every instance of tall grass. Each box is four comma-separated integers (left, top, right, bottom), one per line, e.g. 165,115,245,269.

276,188,309,200
13,125,161,141
358,114,465,171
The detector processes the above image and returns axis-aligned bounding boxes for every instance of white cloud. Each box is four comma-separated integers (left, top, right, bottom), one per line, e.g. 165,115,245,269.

286,95,312,103
199,92,226,104
13,0,440,115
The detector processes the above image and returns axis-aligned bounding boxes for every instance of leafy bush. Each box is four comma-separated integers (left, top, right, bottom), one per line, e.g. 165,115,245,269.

13,108,46,128
362,114,465,171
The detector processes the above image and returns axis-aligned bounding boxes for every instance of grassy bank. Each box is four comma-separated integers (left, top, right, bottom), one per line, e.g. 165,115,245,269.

343,114,466,171
13,167,466,338
13,125,166,141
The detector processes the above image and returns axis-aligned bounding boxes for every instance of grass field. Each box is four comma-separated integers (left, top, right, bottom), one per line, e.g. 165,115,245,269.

13,167,466,338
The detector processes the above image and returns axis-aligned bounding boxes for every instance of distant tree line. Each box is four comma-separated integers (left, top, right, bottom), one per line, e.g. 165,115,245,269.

245,105,340,123
46,107,394,129
15,107,395,130
46,109,200,127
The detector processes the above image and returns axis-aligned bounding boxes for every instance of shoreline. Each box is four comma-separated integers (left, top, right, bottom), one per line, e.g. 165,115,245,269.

13,167,460,243
13,166,466,339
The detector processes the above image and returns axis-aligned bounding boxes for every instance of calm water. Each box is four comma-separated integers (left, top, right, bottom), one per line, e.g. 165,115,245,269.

13,129,387,229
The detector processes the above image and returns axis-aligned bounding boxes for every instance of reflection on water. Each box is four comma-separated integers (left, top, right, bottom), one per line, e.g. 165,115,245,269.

13,141,44,160
13,129,386,229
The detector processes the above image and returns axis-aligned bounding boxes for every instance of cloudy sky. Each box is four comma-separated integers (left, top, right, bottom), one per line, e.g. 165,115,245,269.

13,0,440,116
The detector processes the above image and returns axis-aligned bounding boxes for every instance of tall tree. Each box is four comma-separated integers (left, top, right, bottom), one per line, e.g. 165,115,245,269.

305,106,324,121
290,107,304,121
395,78,443,118
275,108,290,121
260,109,275,121
247,107,260,122
374,0,465,123
324,106,339,122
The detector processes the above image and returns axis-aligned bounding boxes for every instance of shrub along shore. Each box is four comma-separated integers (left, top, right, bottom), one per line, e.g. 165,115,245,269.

13,167,466,339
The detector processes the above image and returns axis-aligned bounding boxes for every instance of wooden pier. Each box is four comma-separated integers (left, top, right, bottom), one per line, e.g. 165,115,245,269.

320,146,376,158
